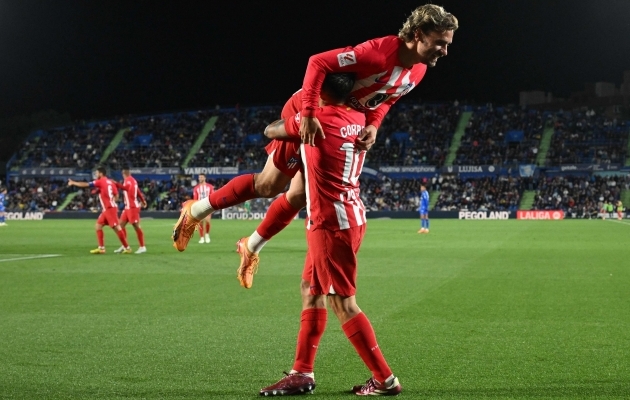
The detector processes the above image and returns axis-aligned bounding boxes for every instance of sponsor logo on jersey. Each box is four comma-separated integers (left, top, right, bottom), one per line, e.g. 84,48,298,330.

337,51,356,67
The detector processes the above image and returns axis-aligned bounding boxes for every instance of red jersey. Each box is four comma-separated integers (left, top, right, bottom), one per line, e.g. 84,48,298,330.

90,177,118,210
302,35,427,129
193,183,214,200
285,105,367,231
116,176,145,210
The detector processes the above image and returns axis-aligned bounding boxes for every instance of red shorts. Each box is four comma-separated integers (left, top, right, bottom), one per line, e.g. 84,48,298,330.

265,139,302,178
120,208,141,224
97,208,120,228
302,225,366,297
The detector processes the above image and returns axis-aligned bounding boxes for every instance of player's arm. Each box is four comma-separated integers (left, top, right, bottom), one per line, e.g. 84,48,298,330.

264,119,300,140
115,181,126,191
356,100,394,151
301,41,385,145
68,179,90,188
137,189,147,208
266,112,306,141
193,188,199,201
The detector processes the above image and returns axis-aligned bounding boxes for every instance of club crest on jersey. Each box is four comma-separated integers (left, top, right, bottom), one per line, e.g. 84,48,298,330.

294,112,301,123
337,51,356,67
287,157,300,170
400,82,415,96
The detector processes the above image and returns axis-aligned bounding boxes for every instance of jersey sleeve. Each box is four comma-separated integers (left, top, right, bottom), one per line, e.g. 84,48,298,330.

136,188,146,203
193,187,199,200
302,39,388,118
365,102,392,129
283,110,314,138
115,181,125,191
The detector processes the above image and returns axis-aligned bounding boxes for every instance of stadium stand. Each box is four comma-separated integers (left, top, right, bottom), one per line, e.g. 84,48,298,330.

454,104,546,166
545,110,628,166
366,102,460,167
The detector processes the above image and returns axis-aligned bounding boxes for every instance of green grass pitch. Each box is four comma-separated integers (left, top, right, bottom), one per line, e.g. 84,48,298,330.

0,218,629,399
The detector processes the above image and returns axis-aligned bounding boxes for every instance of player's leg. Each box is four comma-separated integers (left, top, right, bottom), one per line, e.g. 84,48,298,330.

424,213,430,233
131,219,146,253
0,210,6,226
197,218,205,243
204,216,211,243
245,170,306,256
174,149,292,252
91,218,106,254
328,294,401,395
115,211,129,253
259,252,324,396
107,209,130,253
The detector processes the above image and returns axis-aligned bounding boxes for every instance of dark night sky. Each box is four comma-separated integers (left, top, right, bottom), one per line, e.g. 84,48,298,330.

1,0,630,121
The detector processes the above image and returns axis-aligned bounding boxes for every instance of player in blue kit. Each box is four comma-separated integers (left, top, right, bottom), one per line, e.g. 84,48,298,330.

418,184,429,233
0,186,7,226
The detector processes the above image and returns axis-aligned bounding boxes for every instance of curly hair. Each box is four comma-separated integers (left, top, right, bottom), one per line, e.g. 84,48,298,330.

398,4,459,42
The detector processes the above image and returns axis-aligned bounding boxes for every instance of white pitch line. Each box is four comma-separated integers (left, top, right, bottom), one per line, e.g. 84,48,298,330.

605,219,630,226
0,254,62,263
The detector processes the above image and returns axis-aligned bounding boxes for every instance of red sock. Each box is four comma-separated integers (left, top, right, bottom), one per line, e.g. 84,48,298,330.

342,313,392,383
96,230,104,247
121,227,127,240
198,224,205,237
134,227,145,247
205,221,211,233
209,174,256,210
257,194,300,240
292,308,327,373
116,229,129,248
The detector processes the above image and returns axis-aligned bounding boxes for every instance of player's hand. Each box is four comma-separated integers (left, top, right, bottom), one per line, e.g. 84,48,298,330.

67,179,75,187
142,201,147,209
356,125,378,151
300,117,325,146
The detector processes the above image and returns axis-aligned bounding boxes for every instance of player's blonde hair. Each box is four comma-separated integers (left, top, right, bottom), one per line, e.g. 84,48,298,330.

398,4,458,42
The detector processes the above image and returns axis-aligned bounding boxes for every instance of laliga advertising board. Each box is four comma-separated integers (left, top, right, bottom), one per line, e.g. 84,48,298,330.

516,210,565,220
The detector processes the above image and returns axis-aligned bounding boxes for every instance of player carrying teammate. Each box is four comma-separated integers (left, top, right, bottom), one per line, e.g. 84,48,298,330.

172,4,458,288
0,186,7,226
418,184,430,233
68,166,131,254
114,166,148,254
193,174,214,243
259,73,402,396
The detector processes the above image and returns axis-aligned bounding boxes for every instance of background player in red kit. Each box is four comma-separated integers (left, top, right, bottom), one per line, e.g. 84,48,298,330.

259,73,401,396
193,174,214,244
68,166,131,254
114,166,147,254
172,4,458,287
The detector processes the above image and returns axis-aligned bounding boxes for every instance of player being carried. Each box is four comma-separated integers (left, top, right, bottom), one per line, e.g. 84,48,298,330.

114,165,148,254
259,72,402,396
193,174,214,243
68,166,131,254
172,4,458,288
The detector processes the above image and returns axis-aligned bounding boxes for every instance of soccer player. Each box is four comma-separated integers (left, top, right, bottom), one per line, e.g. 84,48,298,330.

0,186,7,226
418,184,430,233
114,166,148,254
172,4,458,289
259,73,401,396
68,166,131,254
616,200,624,221
193,174,214,243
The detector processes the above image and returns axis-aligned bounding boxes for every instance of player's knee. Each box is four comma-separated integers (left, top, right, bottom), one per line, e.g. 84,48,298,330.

254,176,285,197
286,190,307,209
328,295,361,322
